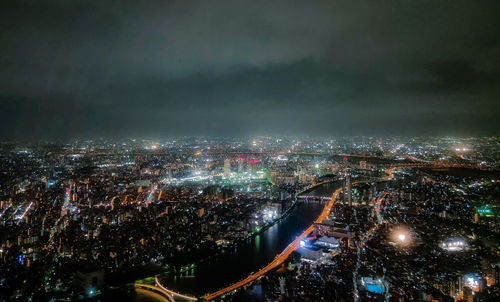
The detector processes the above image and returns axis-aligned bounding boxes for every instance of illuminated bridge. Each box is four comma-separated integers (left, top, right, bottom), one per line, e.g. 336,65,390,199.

154,276,198,301
199,168,396,300
200,187,343,301
134,283,175,302
134,277,197,302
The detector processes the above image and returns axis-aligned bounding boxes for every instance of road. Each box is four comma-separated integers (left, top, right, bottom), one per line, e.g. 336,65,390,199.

353,192,387,302
134,283,175,302
201,186,342,300
155,276,197,301
202,168,396,300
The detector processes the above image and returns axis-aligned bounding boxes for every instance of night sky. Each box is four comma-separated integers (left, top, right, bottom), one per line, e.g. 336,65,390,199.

1,1,499,140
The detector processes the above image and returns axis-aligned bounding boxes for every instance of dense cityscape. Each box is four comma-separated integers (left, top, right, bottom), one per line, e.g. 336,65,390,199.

2,0,500,301
1,137,499,301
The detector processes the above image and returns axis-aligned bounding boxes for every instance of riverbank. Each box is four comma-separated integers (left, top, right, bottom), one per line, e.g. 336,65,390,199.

132,183,338,298
159,202,326,296
123,198,300,299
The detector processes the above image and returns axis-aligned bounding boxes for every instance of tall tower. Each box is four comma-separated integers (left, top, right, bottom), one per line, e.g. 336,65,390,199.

343,176,352,205
224,158,231,177
61,188,71,217
342,157,352,206
346,174,352,206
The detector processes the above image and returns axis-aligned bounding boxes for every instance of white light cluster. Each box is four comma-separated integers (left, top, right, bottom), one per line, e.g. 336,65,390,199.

441,239,466,251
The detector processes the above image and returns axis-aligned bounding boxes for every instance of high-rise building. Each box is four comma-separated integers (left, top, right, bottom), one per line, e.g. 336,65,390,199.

344,174,352,206
359,160,367,170
224,158,231,176
343,156,349,169
167,167,172,180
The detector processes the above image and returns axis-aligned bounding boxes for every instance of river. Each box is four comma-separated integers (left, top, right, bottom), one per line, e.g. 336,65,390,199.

136,181,340,299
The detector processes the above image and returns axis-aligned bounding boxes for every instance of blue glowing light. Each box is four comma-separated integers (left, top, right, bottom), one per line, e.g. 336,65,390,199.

365,283,384,294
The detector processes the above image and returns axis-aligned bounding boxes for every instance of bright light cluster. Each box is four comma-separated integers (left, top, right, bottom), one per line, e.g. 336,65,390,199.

441,239,467,251
390,226,412,247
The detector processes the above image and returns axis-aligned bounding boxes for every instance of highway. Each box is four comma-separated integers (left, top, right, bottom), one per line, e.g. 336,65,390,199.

155,276,198,301
202,186,342,300
201,168,396,300
134,283,176,302
134,277,197,302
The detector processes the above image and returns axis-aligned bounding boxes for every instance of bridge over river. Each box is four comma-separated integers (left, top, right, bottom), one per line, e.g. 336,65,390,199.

135,181,340,300
140,169,397,301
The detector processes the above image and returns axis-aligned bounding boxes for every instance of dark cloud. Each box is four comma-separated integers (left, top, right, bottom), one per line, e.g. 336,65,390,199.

0,0,499,140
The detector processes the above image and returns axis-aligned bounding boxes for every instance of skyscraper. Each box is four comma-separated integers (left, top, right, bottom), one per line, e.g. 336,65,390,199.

359,160,367,170
343,174,352,206
224,158,231,176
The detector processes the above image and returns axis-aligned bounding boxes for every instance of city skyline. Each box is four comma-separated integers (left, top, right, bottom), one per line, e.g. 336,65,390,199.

1,136,500,301
1,1,500,301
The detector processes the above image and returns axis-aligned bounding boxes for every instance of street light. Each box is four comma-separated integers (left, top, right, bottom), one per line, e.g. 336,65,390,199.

397,233,406,242
391,226,411,246
87,287,96,297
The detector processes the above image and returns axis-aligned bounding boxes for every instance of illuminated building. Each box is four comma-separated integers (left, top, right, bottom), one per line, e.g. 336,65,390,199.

476,205,494,217
224,158,230,176
359,160,367,169
440,239,467,251
313,220,352,247
344,174,352,206
297,246,321,262
237,157,244,172
360,277,385,294
315,236,339,249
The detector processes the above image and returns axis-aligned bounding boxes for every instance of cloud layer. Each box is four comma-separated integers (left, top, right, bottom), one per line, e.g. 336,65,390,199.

1,0,499,139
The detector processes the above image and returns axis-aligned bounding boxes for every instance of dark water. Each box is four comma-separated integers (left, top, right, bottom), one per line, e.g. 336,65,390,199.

301,181,341,198
131,181,337,298
159,203,321,296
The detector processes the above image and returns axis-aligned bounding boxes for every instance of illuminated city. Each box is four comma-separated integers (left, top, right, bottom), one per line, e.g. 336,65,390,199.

1,1,500,302
1,137,500,301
